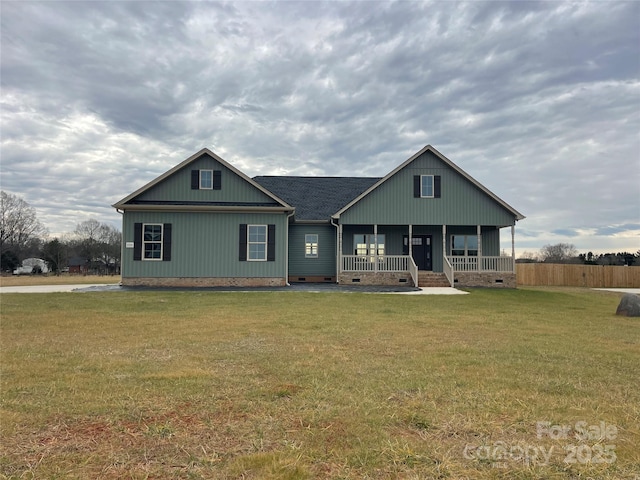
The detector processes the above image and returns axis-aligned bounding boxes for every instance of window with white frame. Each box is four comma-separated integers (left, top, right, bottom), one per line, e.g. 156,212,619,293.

248,225,267,261
451,235,478,256
421,175,434,198
200,169,213,189
143,224,163,260
305,234,319,258
353,234,385,256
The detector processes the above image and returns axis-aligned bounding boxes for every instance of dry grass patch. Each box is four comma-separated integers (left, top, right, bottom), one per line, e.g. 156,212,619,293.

1,288,639,479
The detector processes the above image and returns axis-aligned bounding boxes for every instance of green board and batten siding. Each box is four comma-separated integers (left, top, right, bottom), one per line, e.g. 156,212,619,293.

122,212,288,279
338,150,516,227
134,154,279,205
288,224,337,278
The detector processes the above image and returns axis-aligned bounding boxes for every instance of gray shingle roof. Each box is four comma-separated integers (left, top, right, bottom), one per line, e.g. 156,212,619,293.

253,176,381,221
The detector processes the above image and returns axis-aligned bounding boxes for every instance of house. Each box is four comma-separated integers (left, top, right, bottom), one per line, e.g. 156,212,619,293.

113,145,524,288
68,256,88,275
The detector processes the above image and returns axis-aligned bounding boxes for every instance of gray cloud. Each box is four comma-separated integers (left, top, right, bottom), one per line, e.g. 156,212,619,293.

1,0,638,254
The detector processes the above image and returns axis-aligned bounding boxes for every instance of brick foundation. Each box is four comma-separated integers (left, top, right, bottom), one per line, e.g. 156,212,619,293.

289,276,336,283
453,272,516,288
338,272,414,286
122,277,287,287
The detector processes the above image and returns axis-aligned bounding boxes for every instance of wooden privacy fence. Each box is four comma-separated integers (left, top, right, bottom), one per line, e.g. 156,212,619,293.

516,264,640,288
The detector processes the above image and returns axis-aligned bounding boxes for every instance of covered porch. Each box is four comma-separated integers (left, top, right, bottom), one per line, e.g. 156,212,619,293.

336,224,517,288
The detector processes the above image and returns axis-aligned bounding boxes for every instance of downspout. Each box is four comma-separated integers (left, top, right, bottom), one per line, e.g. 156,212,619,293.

285,210,295,286
331,217,340,284
115,208,124,283
511,223,516,273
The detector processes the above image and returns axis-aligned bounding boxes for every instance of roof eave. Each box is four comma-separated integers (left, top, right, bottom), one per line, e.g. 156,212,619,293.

111,204,294,214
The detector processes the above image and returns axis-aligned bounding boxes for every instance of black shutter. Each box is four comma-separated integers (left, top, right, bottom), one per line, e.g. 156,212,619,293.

434,175,441,198
239,224,247,261
191,170,199,189
267,224,276,261
133,223,142,261
414,175,421,198
213,170,222,190
162,223,172,261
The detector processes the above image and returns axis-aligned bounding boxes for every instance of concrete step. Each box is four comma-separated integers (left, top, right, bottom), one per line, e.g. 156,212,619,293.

417,272,451,288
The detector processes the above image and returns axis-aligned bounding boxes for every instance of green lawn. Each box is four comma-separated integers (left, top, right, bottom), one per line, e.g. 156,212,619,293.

1,288,638,479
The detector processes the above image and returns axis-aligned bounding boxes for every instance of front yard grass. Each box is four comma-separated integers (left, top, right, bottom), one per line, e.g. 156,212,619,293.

1,288,638,479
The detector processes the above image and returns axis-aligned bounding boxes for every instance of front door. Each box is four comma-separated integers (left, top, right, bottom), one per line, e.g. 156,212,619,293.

403,235,432,270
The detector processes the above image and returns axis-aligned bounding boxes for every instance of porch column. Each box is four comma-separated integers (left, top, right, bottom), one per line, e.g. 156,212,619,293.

477,225,482,272
511,225,516,273
408,224,413,258
373,224,378,272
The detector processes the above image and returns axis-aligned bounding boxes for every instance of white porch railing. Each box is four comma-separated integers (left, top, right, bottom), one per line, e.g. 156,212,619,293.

443,255,454,287
408,257,419,288
341,254,514,278
342,255,411,272
448,256,515,272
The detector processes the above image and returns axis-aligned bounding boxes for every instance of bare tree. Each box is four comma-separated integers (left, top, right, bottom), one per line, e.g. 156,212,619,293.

75,219,103,269
98,223,121,273
42,238,68,274
1,191,47,258
75,219,120,273
539,243,579,263
516,251,539,263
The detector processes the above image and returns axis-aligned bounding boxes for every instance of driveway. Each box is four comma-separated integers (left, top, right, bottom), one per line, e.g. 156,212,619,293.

0,283,467,295
0,284,121,294
3,284,637,295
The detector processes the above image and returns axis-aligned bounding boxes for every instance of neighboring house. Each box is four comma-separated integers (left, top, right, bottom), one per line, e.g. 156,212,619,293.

113,145,524,288
68,256,88,274
68,256,119,275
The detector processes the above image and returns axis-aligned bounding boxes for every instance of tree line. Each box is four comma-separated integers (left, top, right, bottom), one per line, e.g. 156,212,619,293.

1,191,120,274
518,242,640,266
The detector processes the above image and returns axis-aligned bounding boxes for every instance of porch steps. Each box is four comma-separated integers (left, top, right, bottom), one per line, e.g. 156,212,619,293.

417,271,451,288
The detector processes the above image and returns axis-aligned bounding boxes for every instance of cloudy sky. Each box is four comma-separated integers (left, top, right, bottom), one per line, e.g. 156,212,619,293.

1,1,639,255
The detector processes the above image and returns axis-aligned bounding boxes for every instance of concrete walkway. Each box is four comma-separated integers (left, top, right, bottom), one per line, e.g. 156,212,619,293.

0,283,467,295
593,288,640,294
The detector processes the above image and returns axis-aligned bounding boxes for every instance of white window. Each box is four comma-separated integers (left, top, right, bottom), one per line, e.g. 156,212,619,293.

143,224,163,260
305,234,319,258
421,175,434,198
248,225,267,261
451,235,478,256
353,234,385,256
200,170,213,189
